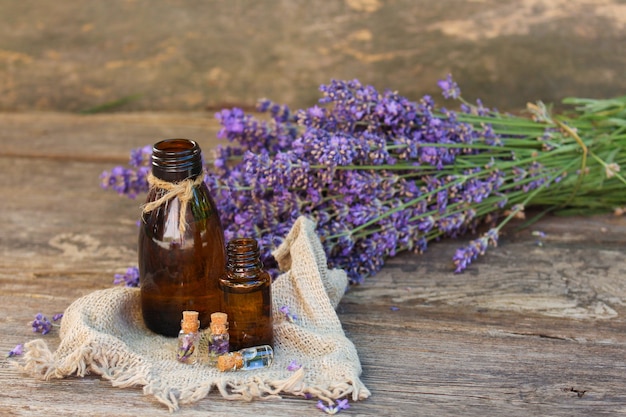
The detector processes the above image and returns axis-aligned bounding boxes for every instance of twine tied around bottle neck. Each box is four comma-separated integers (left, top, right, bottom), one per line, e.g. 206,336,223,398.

142,173,205,236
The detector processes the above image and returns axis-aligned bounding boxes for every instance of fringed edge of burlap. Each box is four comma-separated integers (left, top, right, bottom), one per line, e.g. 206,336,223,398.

16,339,370,413
16,337,150,398
210,368,371,404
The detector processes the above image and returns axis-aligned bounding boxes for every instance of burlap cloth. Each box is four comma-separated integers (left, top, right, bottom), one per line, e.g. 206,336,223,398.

18,217,370,411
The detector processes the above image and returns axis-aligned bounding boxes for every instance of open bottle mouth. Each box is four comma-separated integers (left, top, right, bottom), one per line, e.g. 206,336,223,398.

151,138,203,181
226,238,263,275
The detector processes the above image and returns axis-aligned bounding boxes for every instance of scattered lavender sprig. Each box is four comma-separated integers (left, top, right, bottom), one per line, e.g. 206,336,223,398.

101,76,626,283
316,399,350,415
279,305,298,322
7,344,23,358
287,360,302,371
32,313,52,335
31,312,64,335
13,313,63,358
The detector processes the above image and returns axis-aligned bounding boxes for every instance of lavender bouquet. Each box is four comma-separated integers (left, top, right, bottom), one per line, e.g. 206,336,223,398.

102,76,626,283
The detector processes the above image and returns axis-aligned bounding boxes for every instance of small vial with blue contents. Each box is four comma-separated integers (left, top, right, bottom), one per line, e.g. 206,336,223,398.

216,345,273,371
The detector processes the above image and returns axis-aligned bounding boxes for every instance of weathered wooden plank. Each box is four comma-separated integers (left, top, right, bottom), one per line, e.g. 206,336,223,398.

1,112,626,416
0,112,221,162
0,0,625,112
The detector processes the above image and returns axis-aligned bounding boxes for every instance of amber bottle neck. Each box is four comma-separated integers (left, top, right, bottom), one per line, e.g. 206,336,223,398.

226,238,263,279
151,138,203,183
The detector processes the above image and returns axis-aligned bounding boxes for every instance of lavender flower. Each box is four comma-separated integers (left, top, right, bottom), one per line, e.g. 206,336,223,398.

438,74,461,100
257,98,292,123
279,306,298,322
453,228,499,273
114,266,140,287
287,360,302,371
7,344,23,358
215,105,297,154
32,313,52,335
52,313,64,322
101,76,626,283
130,145,152,167
100,165,150,198
316,399,350,414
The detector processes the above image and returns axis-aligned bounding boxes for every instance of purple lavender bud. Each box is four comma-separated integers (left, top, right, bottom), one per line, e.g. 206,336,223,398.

287,360,302,371
7,344,23,358
129,145,152,167
437,74,461,100
32,313,52,335
113,266,140,287
316,399,350,414
453,228,499,273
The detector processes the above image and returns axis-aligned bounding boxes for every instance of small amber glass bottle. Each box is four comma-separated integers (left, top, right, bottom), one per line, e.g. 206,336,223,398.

139,139,226,337
219,238,273,350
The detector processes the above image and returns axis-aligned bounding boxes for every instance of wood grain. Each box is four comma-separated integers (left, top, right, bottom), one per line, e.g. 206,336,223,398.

1,112,626,416
0,0,625,112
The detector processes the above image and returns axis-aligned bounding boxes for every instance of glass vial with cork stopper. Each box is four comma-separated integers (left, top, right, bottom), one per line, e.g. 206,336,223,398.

219,238,273,351
216,345,274,372
177,311,200,364
208,312,230,364
139,138,226,337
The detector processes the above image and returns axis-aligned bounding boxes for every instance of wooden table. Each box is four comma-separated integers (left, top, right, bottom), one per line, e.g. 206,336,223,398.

2,112,626,416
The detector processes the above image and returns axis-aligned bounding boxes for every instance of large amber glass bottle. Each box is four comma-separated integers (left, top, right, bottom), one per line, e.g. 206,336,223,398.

139,138,226,337
219,238,273,350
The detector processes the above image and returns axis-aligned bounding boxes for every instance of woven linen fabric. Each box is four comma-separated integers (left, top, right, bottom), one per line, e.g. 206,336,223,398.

18,216,370,411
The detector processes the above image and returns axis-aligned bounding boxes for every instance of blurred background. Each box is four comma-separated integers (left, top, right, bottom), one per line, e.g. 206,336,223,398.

0,0,624,113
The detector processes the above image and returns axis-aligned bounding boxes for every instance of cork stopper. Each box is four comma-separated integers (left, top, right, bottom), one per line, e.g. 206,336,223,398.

211,312,227,325
217,352,244,371
210,312,228,334
181,311,199,333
